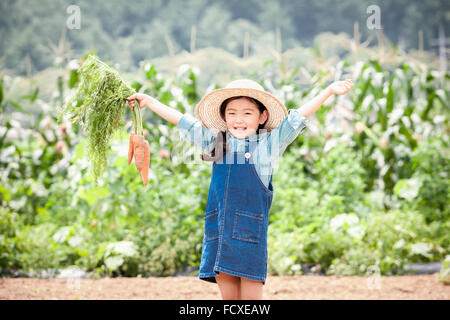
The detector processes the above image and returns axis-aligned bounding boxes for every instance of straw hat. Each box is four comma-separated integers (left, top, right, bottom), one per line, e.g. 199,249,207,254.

194,79,288,132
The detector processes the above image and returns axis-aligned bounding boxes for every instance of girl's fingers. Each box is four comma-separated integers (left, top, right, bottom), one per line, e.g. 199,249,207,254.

127,94,140,102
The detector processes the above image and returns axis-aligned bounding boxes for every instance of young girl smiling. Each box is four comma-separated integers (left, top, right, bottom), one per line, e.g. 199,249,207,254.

127,78,353,300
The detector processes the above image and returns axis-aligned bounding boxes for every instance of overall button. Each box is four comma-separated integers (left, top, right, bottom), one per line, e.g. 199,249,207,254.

244,152,251,159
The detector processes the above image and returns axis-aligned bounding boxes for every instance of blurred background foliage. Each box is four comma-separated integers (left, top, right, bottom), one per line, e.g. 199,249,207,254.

0,0,449,280
0,0,448,75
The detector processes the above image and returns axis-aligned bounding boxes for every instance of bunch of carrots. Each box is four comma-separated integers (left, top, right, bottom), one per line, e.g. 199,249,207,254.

57,54,151,186
128,99,150,186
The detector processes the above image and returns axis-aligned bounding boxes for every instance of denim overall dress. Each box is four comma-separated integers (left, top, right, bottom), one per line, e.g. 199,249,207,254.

198,136,273,284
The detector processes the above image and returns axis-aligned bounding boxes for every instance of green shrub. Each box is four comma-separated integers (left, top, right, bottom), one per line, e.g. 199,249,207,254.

395,138,449,223
439,255,450,285
327,210,441,275
0,208,21,271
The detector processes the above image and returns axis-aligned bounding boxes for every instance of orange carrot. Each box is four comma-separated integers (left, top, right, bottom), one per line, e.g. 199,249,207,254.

133,134,145,172
140,140,150,186
128,132,135,165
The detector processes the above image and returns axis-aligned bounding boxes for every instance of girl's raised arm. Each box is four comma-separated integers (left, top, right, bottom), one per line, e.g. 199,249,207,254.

298,79,353,117
127,93,183,125
268,79,354,157
127,93,217,153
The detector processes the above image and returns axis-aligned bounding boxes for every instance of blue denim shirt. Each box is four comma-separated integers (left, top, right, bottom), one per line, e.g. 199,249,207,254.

176,109,309,188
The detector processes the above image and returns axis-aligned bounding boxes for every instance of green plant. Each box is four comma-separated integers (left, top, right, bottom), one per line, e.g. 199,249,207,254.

0,208,21,271
326,210,440,275
57,54,138,184
439,255,450,285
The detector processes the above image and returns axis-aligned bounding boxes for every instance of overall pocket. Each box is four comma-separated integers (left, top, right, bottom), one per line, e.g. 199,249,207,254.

232,210,262,244
204,209,219,241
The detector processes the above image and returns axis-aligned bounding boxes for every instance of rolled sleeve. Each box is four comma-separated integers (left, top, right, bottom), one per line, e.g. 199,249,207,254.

177,113,217,153
269,109,309,157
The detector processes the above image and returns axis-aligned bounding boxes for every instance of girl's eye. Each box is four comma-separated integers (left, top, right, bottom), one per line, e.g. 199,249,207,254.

245,113,252,115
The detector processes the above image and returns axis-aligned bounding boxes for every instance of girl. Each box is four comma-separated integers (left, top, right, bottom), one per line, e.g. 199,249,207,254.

127,78,353,300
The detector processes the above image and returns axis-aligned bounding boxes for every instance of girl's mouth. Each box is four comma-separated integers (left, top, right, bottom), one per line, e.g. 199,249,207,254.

234,126,247,131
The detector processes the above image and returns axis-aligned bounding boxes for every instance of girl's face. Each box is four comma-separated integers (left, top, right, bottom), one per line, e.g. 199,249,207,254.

224,97,268,139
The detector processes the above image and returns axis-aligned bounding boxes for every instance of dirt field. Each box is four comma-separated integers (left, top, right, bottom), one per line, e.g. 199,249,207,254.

1,274,449,300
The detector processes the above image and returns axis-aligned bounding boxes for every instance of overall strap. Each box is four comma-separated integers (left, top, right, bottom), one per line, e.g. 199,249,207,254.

246,135,273,187
244,136,259,164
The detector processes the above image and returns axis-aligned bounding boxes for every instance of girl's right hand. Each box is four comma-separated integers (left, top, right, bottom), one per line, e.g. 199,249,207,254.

126,93,152,111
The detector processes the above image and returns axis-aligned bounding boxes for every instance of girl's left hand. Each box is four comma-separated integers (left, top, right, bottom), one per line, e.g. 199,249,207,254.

328,79,353,95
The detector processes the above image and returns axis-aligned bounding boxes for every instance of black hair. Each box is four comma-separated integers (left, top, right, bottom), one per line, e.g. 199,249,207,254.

200,96,268,162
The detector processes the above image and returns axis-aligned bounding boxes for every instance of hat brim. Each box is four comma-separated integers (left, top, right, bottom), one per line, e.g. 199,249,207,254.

194,87,288,132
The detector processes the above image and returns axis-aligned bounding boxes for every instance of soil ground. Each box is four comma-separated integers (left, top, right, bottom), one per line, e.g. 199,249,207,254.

1,274,449,300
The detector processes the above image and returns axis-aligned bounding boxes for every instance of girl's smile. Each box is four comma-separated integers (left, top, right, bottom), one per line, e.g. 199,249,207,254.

224,98,268,139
